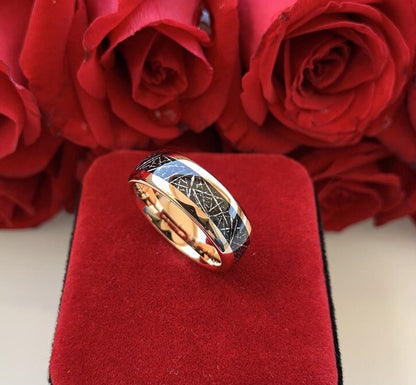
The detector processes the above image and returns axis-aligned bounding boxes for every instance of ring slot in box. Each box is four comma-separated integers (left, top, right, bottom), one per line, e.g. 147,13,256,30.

49,151,342,385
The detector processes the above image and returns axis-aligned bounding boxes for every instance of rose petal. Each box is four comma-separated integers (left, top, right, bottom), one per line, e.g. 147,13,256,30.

98,0,208,58
0,176,39,224
0,0,33,83
122,31,188,109
0,141,83,228
82,0,143,49
156,0,237,131
299,36,350,90
319,180,383,231
240,0,415,145
111,120,151,149
407,81,416,130
300,141,389,179
106,70,180,139
20,0,76,108
0,128,62,178
241,69,269,125
377,105,416,162
375,159,416,224
65,4,120,149
0,72,25,157
153,24,213,97
77,49,108,99
239,0,296,65
218,61,298,153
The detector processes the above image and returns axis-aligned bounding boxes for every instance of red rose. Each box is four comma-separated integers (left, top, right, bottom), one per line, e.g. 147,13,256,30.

375,159,416,225
376,104,416,162
0,1,42,161
21,0,239,150
0,1,84,228
0,0,63,191
0,140,84,228
298,142,405,230
408,79,416,135
239,0,416,147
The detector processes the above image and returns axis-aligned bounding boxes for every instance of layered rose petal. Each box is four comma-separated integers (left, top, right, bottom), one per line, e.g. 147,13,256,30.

0,0,34,83
106,70,181,137
22,0,238,149
0,0,86,228
240,0,416,147
119,29,213,110
376,104,416,162
0,129,61,178
79,0,224,133
0,1,43,160
0,69,42,157
0,141,84,229
298,141,407,230
217,61,299,153
20,0,77,124
0,72,26,157
408,80,416,134
319,180,395,231
375,159,416,225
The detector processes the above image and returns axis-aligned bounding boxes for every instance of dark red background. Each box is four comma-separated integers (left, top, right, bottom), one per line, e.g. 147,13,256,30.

49,151,340,385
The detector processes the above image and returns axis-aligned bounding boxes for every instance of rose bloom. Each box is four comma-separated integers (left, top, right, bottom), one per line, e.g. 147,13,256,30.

238,0,416,149
408,80,416,136
0,1,83,228
375,158,416,225
0,1,41,160
298,141,407,230
21,0,239,150
0,64,82,228
0,140,84,228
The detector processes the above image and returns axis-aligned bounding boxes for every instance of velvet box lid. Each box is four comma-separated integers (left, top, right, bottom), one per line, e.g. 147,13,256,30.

49,150,342,385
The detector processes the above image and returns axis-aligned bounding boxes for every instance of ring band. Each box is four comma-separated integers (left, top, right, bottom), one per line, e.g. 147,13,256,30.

128,153,251,271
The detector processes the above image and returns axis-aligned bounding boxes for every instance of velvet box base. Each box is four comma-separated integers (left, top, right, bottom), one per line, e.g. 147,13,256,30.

49,151,342,385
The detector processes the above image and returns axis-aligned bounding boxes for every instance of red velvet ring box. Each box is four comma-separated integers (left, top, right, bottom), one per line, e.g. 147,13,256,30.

49,151,342,385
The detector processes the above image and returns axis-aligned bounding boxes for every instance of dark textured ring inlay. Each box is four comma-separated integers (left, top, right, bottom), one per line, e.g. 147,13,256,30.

129,153,251,271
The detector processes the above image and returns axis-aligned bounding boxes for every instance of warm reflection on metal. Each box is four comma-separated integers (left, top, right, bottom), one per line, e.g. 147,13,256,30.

129,153,251,272
134,182,222,267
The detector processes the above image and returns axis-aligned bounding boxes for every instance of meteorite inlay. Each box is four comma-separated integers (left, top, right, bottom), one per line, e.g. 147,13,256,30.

137,153,249,259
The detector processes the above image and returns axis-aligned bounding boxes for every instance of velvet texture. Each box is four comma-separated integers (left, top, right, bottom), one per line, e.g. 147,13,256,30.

50,151,340,385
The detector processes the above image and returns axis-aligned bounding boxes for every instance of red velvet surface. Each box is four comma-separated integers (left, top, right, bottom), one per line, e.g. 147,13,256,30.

50,151,339,385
